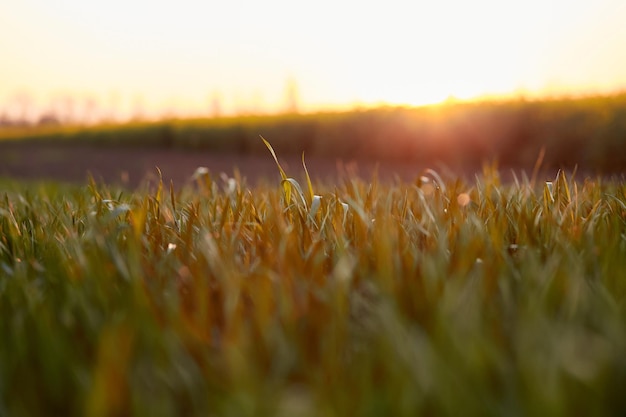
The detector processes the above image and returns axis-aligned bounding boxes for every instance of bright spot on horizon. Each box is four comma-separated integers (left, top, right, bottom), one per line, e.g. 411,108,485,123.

1,0,626,121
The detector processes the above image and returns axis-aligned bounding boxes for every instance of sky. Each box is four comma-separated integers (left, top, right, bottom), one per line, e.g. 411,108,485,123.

1,0,626,121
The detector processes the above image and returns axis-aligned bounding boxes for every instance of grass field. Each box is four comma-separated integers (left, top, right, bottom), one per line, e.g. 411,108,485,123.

1,141,626,416
3,93,626,174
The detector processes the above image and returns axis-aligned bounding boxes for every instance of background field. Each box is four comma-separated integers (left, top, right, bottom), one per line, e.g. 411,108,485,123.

2,94,626,187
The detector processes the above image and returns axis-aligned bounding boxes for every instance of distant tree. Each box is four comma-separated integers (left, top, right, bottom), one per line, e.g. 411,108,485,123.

132,95,146,121
104,92,121,123
57,94,76,124
7,92,35,125
210,91,223,118
284,78,300,114
0,109,9,126
37,112,61,126
81,95,99,124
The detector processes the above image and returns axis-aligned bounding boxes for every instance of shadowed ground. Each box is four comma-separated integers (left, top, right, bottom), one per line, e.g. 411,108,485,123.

3,141,619,190
0,142,439,188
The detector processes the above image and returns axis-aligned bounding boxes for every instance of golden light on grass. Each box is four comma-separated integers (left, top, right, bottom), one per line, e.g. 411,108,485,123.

457,192,471,207
421,183,436,196
2,152,626,415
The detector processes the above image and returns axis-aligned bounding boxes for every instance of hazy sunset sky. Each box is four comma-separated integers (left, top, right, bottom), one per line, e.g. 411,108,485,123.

1,0,626,120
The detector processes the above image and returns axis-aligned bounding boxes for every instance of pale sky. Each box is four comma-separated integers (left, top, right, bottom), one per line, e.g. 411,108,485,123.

1,0,626,120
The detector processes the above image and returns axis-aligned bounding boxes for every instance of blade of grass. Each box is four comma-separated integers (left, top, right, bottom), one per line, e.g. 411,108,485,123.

261,136,291,204
302,152,314,205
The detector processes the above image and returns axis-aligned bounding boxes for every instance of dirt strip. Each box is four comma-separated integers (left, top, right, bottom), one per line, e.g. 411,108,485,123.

0,143,441,188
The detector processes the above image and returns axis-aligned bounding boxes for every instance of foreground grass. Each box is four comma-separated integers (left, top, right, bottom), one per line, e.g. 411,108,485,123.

1,164,626,416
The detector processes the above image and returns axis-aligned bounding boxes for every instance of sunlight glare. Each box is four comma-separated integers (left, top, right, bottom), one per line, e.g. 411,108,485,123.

1,0,625,119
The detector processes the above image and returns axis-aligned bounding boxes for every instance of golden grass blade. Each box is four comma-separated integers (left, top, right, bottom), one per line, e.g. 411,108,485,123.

261,136,291,204
153,167,164,220
282,178,307,208
302,152,314,204
261,136,287,181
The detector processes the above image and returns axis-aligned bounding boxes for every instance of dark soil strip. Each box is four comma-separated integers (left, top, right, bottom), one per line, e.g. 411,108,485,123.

0,143,436,188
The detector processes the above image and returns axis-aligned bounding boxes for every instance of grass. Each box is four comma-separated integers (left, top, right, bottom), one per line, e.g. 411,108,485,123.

1,144,626,416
